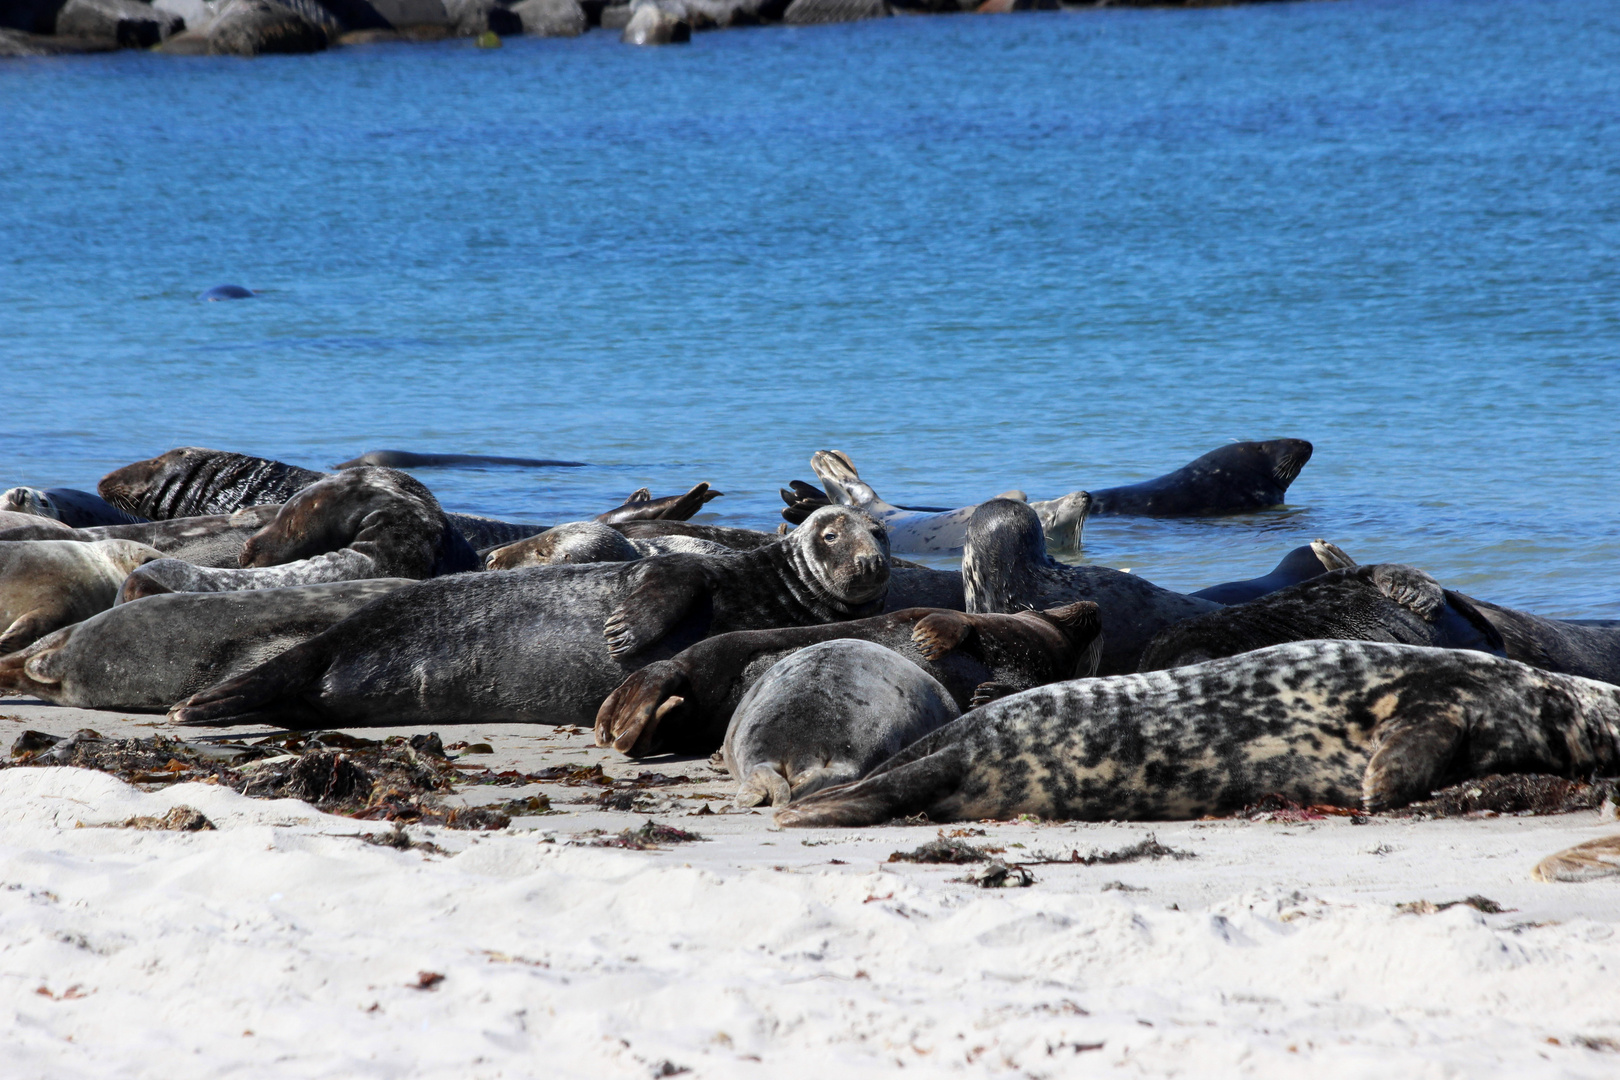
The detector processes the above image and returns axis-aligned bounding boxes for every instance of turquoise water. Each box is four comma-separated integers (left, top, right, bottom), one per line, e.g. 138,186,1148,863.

2,0,1617,614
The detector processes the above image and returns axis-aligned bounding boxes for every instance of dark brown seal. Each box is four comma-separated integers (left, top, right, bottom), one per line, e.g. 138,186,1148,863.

1086,439,1313,516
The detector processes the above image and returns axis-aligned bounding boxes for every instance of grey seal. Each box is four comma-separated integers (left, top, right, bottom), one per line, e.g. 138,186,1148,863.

484,521,734,569
723,640,962,807
775,640,1620,827
1138,564,1508,671
1,487,148,528
0,507,285,569
118,467,478,601
961,498,1217,674
0,579,412,710
1087,439,1314,516
1460,596,1620,687
334,450,588,469
1190,540,1356,605
0,539,165,654
594,483,722,524
168,506,892,729
199,284,255,300
596,601,1103,757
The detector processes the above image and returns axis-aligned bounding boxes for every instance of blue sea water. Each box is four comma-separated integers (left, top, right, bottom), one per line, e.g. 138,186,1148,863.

2,0,1617,614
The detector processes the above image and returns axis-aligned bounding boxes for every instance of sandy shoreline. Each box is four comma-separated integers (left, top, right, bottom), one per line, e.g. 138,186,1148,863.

1,696,1617,1077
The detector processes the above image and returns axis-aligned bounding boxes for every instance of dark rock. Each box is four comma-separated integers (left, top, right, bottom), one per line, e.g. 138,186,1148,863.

153,28,210,51
55,0,182,47
597,0,627,25
782,0,885,23
364,0,449,26
444,0,518,34
0,0,67,34
207,0,329,54
512,0,582,34
3,26,123,52
976,0,1055,11
620,0,684,42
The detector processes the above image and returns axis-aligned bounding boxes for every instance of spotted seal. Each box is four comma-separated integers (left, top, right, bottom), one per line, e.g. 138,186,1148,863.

118,468,478,601
0,539,165,654
724,640,962,807
791,450,1093,553
1190,540,1357,605
1,487,148,528
0,578,412,710
1087,439,1314,516
962,498,1216,674
596,600,1102,756
334,450,588,469
775,640,1620,827
1139,564,1507,671
169,506,892,729
484,521,734,569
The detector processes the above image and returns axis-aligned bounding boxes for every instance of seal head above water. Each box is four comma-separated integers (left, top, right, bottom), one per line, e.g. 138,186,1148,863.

1086,439,1313,516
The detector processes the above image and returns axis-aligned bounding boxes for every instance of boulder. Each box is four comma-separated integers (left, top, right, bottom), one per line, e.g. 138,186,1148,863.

781,0,885,23
619,0,683,42
444,0,516,34
511,0,581,34
0,0,67,33
55,0,183,46
681,0,784,27
0,24,119,48
151,0,213,31
364,0,447,27
206,0,327,53
597,0,626,25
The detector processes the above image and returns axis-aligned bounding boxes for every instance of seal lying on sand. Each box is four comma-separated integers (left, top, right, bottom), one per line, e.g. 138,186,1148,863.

1087,439,1314,516
334,450,588,469
1,487,148,528
596,601,1103,756
484,521,734,569
775,641,1620,827
169,506,892,729
1139,565,1507,671
1190,540,1356,605
100,447,547,550
724,640,961,807
118,468,478,600
0,579,412,710
795,451,1093,553
0,539,165,653
0,507,285,569
962,499,1216,674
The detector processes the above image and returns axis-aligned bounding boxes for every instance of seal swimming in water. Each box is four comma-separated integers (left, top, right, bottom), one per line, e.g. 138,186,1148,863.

117,468,478,601
774,640,1620,827
1086,439,1314,516
334,450,588,469
1190,540,1357,605
99,448,548,550
0,539,165,653
1138,564,1508,671
596,601,1103,756
791,450,1092,553
199,284,255,300
484,521,734,569
961,499,1216,674
1,487,148,528
168,505,892,729
0,578,412,710
723,640,962,807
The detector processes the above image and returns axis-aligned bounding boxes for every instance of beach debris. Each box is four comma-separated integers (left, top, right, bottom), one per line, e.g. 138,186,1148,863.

1531,834,1620,883
889,837,995,864
1396,895,1509,916
362,822,446,855
1027,834,1196,866
582,820,706,850
959,861,1035,888
1393,774,1620,819
1239,793,1363,822
651,1063,691,1077
1101,881,1147,893
409,971,445,991
118,805,215,832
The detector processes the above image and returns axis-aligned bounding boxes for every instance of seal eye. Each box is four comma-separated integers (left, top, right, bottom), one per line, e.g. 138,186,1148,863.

822,531,838,543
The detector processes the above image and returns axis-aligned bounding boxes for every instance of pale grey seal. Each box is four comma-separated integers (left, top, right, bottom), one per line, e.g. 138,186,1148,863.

484,521,733,569
0,539,165,654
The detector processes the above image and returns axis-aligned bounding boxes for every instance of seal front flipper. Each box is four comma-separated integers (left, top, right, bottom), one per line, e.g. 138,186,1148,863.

774,742,970,828
911,611,975,661
1371,564,1446,621
0,609,52,655
1361,709,1468,812
1311,539,1356,571
595,660,692,755
969,682,1017,709
602,563,705,659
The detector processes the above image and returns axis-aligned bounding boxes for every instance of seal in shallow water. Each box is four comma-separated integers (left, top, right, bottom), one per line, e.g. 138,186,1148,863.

1086,439,1313,516
0,539,165,654
961,498,1216,674
596,600,1103,756
1190,540,1356,605
168,506,892,729
724,640,962,807
0,578,412,710
334,450,588,469
774,640,1620,827
1139,564,1508,671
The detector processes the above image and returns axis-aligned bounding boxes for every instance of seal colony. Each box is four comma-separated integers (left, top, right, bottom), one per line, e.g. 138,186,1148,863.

2,438,1618,831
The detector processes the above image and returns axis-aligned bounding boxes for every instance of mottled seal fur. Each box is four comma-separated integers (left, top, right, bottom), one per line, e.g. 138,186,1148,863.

0,578,411,710
1139,565,1507,672
0,539,165,654
169,506,892,729
775,640,1620,827
962,498,1217,674
334,450,587,469
1,487,148,528
802,450,1092,553
595,484,722,525
1087,439,1313,516
724,640,962,807
0,507,285,569
596,600,1102,756
484,521,733,569
118,468,478,601
612,520,778,552
1191,540,1356,605
1461,596,1620,687
100,447,547,550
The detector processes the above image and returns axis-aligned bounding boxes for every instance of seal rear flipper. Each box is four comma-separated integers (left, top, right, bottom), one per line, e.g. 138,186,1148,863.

1311,539,1356,571
168,638,332,729
779,480,829,526
735,765,793,808
1362,710,1468,812
1441,590,1509,656
595,660,694,755
1371,564,1446,621
602,564,704,659
774,743,969,828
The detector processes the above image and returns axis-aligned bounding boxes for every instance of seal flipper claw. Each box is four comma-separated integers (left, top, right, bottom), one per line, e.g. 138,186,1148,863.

1371,564,1447,621
911,611,974,662
1362,710,1468,812
969,682,1016,709
602,564,703,659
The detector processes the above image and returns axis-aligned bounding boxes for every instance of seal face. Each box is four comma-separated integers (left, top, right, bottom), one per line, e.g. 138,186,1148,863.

1140,564,1507,671
168,506,893,729
774,640,1620,828
595,600,1104,757
961,498,1216,674
0,578,412,710
1086,439,1314,516
723,639,961,807
0,487,148,528
0,539,165,654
